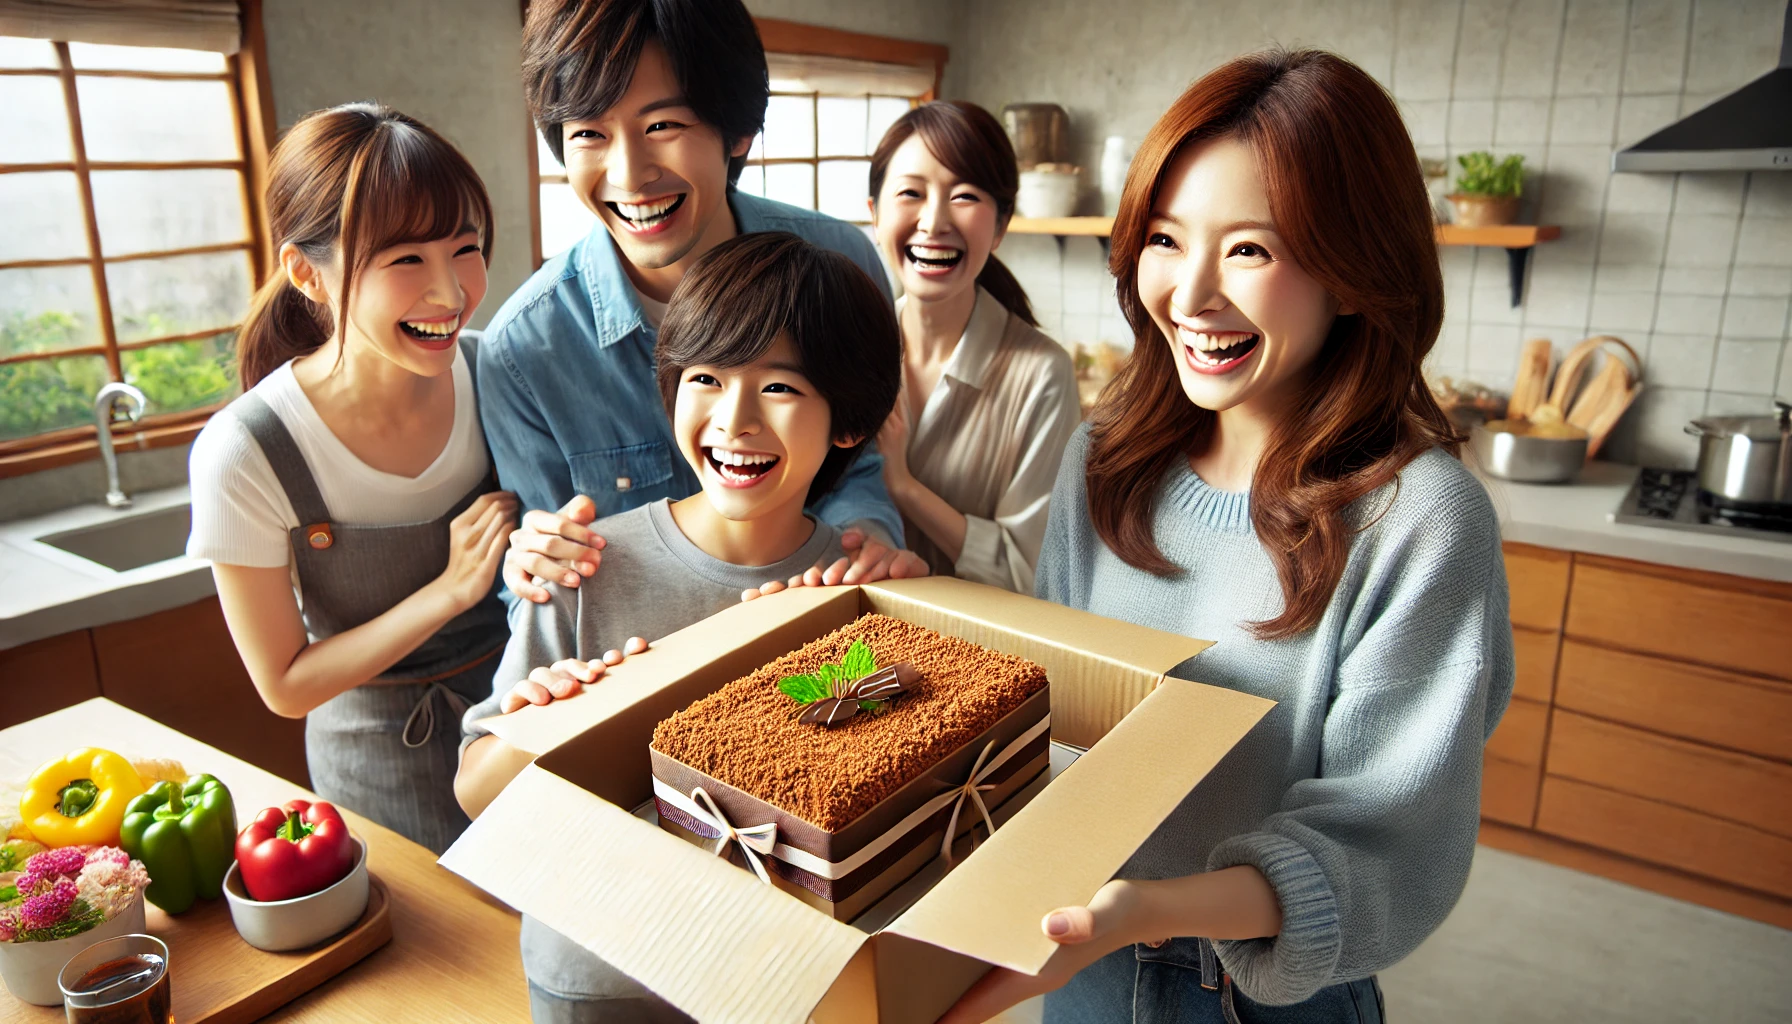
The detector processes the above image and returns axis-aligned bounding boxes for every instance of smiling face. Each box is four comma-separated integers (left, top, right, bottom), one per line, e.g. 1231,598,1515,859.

560,40,749,280
672,332,852,523
869,133,1004,304
1137,135,1342,418
289,228,487,377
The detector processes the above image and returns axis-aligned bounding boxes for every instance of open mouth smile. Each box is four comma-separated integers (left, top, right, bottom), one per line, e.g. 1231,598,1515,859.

705,446,780,488
607,194,686,235
399,314,460,350
1180,329,1261,375
904,244,963,274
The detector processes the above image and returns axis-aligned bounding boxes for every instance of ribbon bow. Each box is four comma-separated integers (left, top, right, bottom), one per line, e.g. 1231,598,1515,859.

940,740,1001,865
689,787,779,885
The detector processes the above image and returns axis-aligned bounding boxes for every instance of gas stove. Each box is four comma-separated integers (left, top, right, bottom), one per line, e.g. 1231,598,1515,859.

1614,468,1792,543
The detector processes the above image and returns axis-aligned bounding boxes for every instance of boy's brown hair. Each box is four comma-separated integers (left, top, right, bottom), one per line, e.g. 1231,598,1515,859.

656,232,901,504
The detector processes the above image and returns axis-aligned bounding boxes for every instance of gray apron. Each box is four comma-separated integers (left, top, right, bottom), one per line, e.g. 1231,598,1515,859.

236,391,508,855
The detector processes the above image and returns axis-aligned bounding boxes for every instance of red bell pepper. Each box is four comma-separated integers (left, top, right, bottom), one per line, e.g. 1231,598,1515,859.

234,800,356,903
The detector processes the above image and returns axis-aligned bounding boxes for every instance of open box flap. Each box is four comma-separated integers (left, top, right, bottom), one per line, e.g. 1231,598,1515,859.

884,678,1273,975
862,578,1216,746
478,586,854,756
440,764,868,1024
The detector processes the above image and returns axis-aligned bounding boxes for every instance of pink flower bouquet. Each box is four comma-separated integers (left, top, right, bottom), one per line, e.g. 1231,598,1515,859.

0,846,149,944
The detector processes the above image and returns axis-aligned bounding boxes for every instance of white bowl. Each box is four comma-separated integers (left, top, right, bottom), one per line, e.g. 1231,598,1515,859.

0,890,146,1005
223,837,369,952
1017,169,1080,219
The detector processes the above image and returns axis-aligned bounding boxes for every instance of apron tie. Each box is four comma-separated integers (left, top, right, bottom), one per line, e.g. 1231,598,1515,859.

403,682,473,748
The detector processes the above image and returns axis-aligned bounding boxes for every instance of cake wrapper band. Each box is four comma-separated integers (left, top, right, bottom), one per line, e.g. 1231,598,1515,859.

654,714,1052,882
941,739,1000,866
689,786,780,884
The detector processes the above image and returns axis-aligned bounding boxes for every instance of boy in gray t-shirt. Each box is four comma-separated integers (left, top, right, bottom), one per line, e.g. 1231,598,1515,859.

454,232,904,1023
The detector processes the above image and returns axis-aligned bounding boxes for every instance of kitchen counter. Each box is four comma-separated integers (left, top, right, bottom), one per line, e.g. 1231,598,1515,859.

1479,461,1792,584
0,485,213,651
0,699,530,1022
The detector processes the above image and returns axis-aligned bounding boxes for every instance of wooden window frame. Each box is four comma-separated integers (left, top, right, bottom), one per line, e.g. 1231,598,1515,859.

0,0,276,479
528,17,948,267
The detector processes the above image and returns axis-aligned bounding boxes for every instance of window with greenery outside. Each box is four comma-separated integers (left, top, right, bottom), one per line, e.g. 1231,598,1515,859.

0,36,256,447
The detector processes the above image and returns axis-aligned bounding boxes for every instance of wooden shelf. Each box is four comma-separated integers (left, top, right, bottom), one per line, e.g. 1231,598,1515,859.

1008,216,1114,236
1436,223,1561,248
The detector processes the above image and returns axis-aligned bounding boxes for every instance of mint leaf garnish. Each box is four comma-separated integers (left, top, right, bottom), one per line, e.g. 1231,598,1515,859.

778,674,830,704
841,640,875,680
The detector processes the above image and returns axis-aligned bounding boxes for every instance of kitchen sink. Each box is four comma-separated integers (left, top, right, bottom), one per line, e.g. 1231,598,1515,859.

37,504,193,572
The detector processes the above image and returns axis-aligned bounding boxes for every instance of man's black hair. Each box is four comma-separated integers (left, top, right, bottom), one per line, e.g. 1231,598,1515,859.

656,232,902,505
522,0,768,183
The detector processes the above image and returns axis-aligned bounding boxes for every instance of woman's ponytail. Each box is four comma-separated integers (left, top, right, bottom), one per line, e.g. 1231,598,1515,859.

237,271,330,389
975,252,1037,327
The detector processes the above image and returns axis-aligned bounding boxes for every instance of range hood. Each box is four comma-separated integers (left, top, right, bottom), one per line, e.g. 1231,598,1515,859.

1612,2,1792,172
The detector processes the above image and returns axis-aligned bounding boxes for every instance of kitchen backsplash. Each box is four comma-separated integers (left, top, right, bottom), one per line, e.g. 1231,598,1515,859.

967,0,1792,469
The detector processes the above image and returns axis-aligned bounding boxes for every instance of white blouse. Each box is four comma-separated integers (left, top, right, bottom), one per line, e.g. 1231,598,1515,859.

898,287,1082,594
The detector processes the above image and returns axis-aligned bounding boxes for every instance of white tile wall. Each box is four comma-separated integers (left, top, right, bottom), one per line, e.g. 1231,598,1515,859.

959,0,1792,469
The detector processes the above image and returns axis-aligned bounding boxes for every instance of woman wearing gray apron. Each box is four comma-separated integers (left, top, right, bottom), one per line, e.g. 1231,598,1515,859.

185,102,516,854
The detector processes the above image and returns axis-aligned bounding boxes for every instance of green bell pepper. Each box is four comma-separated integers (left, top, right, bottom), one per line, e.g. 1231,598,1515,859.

119,774,237,914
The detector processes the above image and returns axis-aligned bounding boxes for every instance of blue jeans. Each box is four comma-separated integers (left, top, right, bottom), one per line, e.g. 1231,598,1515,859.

1046,938,1385,1024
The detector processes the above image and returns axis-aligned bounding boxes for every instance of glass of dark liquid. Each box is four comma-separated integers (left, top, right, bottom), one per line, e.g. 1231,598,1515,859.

56,934,171,1024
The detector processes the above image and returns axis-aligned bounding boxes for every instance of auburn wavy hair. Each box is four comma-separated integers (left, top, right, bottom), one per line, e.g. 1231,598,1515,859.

1089,49,1460,639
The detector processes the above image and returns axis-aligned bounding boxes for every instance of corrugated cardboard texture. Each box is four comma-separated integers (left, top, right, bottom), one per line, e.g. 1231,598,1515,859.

885,678,1273,975
439,764,867,1024
480,585,855,757
861,578,1214,747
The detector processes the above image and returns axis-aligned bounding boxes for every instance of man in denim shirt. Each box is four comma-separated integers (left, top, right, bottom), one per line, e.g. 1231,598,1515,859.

484,0,920,609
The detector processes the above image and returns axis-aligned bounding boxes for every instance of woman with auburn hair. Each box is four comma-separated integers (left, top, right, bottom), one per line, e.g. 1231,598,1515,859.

862,101,1080,594
186,103,516,854
944,51,1513,1023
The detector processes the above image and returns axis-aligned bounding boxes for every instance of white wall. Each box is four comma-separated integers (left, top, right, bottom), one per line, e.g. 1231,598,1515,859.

261,0,533,331
951,0,1792,469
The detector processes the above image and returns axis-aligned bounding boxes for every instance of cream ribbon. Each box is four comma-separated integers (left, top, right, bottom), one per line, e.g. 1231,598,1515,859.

939,740,1000,865
688,786,779,885
653,713,1052,881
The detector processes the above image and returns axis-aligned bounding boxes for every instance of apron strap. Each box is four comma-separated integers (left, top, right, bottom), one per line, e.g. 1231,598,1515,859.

235,392,334,526
402,682,474,749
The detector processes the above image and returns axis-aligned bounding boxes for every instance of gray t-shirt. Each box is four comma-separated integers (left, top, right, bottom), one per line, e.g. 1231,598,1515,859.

459,497,844,1002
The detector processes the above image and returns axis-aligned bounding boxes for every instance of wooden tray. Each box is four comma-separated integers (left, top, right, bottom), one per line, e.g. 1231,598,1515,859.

9,876,392,1023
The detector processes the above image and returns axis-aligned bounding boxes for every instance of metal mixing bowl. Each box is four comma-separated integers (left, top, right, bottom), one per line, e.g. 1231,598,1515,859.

1472,421,1588,483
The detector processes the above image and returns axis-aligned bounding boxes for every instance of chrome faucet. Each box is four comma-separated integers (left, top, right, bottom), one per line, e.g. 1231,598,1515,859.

94,382,147,508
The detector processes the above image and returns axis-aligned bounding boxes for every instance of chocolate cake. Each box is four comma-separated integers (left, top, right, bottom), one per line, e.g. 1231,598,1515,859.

649,613,1051,920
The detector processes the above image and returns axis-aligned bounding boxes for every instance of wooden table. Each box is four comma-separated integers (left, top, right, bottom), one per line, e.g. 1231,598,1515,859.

0,699,529,1023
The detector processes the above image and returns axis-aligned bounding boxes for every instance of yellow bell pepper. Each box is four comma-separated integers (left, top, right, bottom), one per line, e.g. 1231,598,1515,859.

19,748,145,848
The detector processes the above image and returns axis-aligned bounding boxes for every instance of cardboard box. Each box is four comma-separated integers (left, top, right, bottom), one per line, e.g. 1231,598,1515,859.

441,577,1272,1024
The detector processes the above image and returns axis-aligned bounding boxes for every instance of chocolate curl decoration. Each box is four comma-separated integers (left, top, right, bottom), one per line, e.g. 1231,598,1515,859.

689,786,778,884
940,740,1000,865
797,662,923,727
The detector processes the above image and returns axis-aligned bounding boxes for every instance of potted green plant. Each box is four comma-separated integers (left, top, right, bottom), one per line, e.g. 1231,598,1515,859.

1448,151,1525,227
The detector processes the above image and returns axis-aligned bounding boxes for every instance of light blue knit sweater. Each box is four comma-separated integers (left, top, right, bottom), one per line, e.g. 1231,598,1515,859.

1036,424,1514,1005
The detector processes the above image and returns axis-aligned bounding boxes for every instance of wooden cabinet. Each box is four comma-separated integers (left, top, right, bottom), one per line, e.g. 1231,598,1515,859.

1504,542,1571,632
1484,543,1792,927
0,598,309,787
0,630,103,731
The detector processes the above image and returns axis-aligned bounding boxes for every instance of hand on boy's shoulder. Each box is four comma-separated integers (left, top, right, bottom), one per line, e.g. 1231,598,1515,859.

504,493,609,604
499,636,650,713
740,527,931,602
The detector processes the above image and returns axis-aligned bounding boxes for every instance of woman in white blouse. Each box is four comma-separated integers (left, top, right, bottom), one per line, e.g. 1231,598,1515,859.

867,102,1081,594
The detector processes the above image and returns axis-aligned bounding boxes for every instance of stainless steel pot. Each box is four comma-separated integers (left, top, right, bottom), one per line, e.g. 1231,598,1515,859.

1685,400,1791,505
1472,421,1588,483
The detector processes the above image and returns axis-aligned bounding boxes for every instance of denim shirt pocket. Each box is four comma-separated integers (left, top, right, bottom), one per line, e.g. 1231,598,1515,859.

567,441,676,514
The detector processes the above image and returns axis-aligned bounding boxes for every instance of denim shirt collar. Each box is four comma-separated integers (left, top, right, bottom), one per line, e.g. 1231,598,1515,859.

576,189,774,350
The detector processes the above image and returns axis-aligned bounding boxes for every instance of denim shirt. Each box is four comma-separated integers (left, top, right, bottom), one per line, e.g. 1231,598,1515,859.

476,190,904,545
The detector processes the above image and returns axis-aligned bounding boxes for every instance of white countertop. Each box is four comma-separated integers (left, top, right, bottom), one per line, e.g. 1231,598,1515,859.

0,484,215,651
1479,461,1792,583
2,463,1787,653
